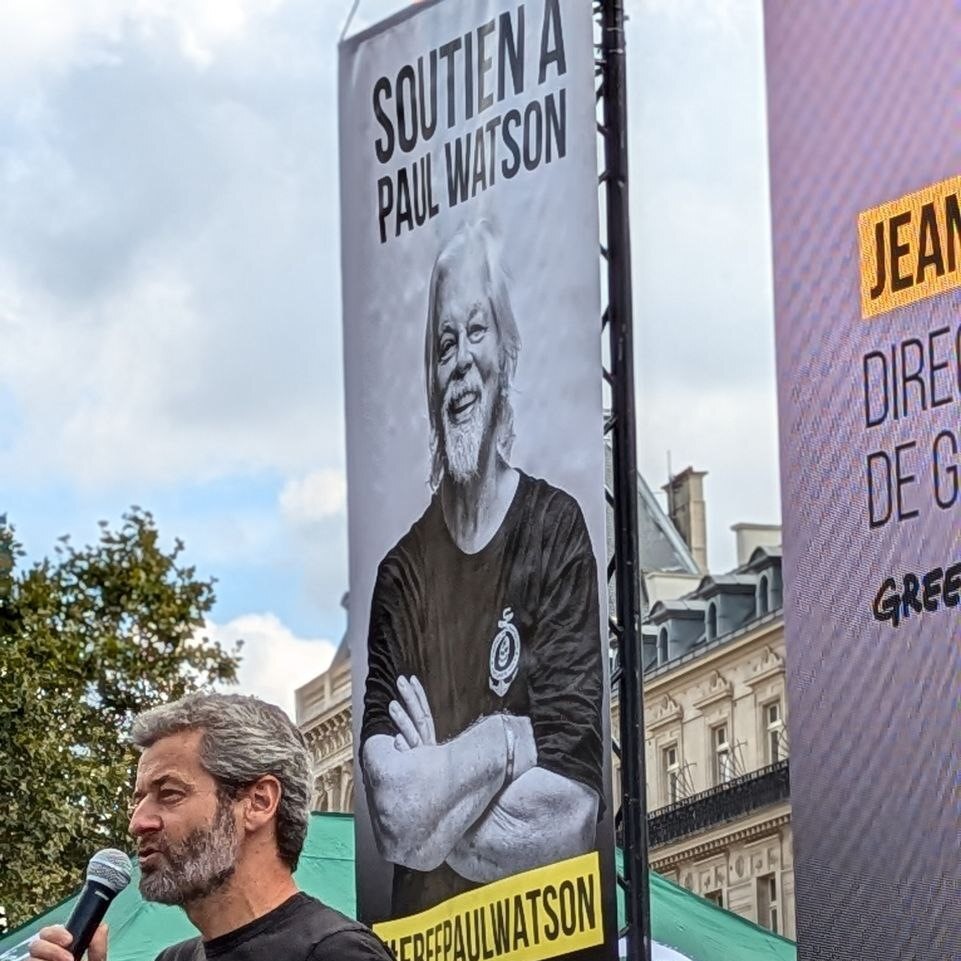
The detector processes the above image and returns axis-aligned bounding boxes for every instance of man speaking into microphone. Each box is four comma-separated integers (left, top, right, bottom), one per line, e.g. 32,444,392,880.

28,693,393,961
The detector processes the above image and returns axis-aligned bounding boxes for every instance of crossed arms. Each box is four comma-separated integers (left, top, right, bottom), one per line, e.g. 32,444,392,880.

361,674,598,881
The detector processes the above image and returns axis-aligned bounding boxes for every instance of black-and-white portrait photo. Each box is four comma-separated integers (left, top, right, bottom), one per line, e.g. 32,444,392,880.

339,2,615,950
359,221,604,916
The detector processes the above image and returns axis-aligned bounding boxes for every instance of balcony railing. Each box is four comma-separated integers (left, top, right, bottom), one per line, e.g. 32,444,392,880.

647,758,790,847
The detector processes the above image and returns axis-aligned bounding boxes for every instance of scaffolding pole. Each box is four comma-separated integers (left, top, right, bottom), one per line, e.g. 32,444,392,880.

596,2,651,960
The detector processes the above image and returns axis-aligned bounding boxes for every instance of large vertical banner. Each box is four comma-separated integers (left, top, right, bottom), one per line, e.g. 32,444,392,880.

339,3,616,960
765,2,961,958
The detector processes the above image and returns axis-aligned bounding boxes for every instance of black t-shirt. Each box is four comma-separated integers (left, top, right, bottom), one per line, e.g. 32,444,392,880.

154,893,393,961
361,470,604,916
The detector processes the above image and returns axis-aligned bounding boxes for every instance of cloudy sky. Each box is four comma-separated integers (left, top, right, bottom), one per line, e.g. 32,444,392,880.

0,0,778,716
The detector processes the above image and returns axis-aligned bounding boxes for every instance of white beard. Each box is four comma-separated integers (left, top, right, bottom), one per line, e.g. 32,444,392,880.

443,386,494,484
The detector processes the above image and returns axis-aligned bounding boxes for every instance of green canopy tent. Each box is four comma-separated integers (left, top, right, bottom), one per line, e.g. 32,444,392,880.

0,814,795,961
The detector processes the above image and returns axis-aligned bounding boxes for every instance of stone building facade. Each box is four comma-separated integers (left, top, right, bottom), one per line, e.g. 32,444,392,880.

295,600,355,814
633,529,793,939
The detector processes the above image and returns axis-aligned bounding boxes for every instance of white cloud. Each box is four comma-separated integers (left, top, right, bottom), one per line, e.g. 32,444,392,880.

0,254,342,487
634,0,753,38
0,2,347,488
202,612,336,718
0,0,285,87
279,470,347,527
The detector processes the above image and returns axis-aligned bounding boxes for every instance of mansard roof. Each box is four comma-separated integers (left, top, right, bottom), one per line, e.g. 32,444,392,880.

648,598,709,621
696,573,759,597
604,441,700,581
747,545,783,569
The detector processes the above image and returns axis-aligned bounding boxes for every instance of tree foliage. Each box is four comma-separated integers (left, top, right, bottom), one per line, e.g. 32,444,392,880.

0,509,242,928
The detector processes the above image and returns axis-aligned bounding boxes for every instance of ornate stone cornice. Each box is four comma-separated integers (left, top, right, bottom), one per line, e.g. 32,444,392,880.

650,811,791,871
644,615,784,693
303,704,352,736
303,704,354,763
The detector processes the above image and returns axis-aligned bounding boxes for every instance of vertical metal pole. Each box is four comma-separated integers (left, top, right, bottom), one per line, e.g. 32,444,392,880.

600,2,651,961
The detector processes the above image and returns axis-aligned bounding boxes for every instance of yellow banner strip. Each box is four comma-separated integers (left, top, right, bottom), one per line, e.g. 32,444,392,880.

373,851,605,961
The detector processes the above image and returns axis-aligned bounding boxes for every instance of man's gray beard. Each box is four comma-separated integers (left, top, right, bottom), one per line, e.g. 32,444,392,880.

138,796,240,906
443,391,494,484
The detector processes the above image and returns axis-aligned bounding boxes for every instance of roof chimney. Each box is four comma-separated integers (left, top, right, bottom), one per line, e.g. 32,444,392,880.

663,467,708,574
730,523,782,567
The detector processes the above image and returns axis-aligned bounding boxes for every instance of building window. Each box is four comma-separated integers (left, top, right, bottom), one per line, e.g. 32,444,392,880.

662,744,681,805
658,628,669,664
758,574,769,616
712,723,734,785
765,700,785,764
756,873,780,933
704,889,724,909
706,603,717,640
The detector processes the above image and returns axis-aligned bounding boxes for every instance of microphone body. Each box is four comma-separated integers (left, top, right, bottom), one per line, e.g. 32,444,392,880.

0,849,130,961
63,848,132,960
65,879,119,960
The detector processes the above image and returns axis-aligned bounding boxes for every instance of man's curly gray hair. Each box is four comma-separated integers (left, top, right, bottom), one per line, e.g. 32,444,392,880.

131,692,312,871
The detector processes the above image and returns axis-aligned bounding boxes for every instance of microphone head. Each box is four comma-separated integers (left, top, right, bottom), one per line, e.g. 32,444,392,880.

86,849,133,894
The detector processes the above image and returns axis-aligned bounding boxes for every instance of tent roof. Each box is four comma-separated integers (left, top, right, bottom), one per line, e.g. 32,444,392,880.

0,814,795,961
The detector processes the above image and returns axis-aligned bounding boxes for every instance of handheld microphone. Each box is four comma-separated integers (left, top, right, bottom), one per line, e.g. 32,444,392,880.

63,849,132,960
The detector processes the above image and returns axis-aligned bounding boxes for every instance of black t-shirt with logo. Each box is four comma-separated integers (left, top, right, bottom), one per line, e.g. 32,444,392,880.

154,893,393,961
361,470,604,916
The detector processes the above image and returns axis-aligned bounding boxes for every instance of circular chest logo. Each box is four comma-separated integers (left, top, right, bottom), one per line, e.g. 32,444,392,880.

489,607,521,698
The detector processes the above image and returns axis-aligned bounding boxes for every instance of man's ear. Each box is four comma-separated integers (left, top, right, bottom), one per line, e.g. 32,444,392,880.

242,776,283,830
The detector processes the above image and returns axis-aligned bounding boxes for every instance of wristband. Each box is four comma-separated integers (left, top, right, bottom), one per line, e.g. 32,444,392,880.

502,715,516,786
